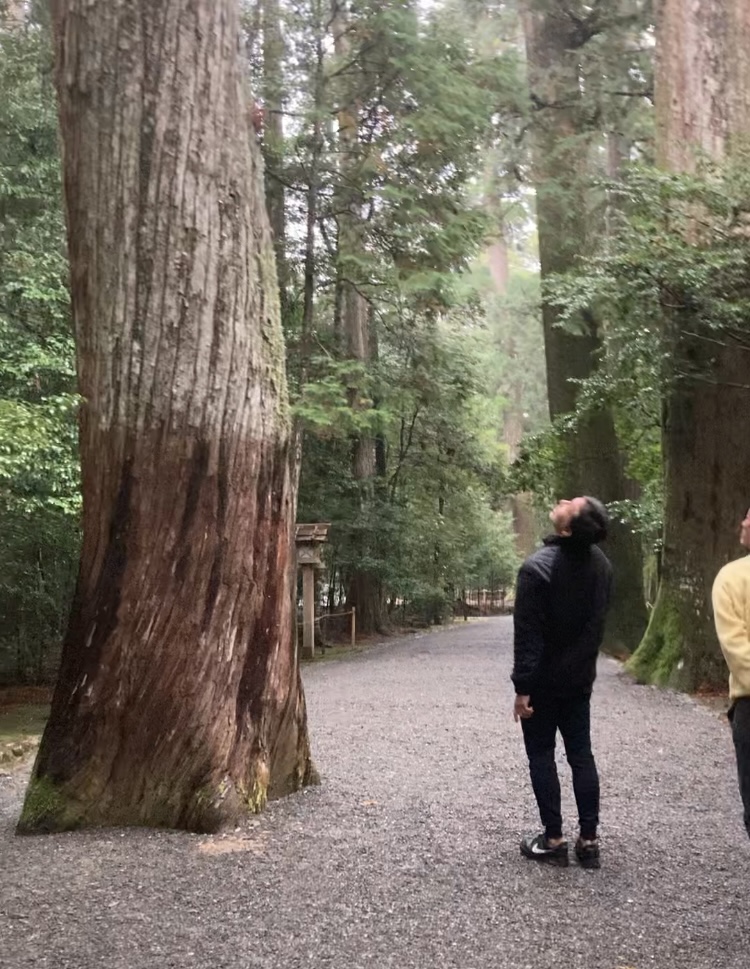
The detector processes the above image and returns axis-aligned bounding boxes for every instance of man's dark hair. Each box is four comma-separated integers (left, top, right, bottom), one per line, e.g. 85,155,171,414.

569,496,609,545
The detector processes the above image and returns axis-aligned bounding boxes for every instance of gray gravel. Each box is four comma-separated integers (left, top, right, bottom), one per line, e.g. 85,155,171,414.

1,616,748,969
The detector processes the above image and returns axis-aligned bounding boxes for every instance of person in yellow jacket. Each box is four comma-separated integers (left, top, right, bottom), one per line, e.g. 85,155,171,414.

712,506,750,838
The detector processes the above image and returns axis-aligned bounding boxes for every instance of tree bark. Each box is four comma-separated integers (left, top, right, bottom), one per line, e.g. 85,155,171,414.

521,1,647,655
629,0,750,689
18,0,315,835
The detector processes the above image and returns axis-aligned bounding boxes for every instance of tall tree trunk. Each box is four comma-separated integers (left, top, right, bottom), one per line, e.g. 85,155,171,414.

300,4,325,370
489,232,539,558
521,1,647,656
260,0,288,314
18,0,315,835
331,0,383,633
628,0,750,689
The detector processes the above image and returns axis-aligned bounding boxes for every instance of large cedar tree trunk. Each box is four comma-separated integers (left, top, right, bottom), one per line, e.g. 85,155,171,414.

18,0,315,834
629,0,750,689
521,1,647,655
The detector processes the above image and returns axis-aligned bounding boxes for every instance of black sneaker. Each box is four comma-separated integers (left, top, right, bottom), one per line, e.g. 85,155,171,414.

520,833,569,867
575,837,600,869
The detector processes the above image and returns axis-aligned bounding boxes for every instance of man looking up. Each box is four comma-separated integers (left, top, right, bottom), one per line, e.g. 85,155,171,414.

712,506,750,840
512,496,612,869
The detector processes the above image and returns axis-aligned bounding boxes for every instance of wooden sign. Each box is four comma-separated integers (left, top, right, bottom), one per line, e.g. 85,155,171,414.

297,545,321,565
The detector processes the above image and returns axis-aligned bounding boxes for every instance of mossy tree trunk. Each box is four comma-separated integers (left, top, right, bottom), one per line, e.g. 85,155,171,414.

628,0,750,690
18,0,315,835
521,1,647,656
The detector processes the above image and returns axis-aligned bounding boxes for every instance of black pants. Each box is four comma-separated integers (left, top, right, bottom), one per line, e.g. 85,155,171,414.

729,697,750,839
521,692,599,841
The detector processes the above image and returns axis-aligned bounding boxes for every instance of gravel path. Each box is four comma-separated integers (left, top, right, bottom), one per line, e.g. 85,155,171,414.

1,617,748,969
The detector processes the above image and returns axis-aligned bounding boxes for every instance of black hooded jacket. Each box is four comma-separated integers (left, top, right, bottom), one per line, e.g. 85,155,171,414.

511,535,613,697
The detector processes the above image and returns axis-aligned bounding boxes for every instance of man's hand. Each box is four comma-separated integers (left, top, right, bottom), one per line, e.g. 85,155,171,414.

513,695,534,722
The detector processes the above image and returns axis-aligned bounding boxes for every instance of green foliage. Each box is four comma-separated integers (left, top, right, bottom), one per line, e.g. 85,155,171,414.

511,153,750,557
298,313,521,623
294,359,384,436
509,420,566,509
0,16,80,684
255,0,528,624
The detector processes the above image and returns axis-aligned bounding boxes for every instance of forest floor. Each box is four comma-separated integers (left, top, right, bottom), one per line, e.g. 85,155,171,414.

1,616,748,969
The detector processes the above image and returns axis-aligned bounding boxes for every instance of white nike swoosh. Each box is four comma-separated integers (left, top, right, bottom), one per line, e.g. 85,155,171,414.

530,841,565,855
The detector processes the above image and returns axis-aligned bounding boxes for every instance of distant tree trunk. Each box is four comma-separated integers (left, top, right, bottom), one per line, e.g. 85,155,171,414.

488,232,539,558
300,8,325,369
260,0,288,316
331,0,383,634
18,0,315,835
628,0,750,689
521,1,647,656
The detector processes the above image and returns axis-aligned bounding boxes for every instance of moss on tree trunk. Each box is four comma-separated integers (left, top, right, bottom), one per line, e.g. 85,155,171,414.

627,585,687,688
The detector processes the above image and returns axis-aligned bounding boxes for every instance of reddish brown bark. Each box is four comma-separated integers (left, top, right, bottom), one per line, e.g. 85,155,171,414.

18,0,314,834
655,0,750,169
629,0,750,688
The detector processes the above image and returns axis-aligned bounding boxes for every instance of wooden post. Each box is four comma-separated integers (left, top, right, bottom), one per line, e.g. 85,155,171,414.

302,564,315,660
351,606,356,647
295,524,330,660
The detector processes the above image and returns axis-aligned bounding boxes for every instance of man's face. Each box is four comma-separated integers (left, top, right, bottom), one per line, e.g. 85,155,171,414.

741,508,750,549
550,496,589,536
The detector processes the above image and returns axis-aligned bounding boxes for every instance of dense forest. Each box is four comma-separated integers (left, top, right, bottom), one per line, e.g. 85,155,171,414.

2,0,750,827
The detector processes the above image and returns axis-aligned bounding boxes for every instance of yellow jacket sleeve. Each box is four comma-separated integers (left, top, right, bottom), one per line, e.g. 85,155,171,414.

712,571,750,695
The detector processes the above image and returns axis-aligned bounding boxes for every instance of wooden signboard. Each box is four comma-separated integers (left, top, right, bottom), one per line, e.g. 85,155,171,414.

295,523,330,659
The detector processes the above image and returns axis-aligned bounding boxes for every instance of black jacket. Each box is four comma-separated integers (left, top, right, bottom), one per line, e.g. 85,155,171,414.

511,535,612,697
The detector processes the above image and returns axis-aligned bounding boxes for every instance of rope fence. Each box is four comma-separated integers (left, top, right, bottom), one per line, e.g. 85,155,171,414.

313,607,356,647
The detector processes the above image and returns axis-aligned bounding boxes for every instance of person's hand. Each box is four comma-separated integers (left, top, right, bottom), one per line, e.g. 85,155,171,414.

513,695,534,722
